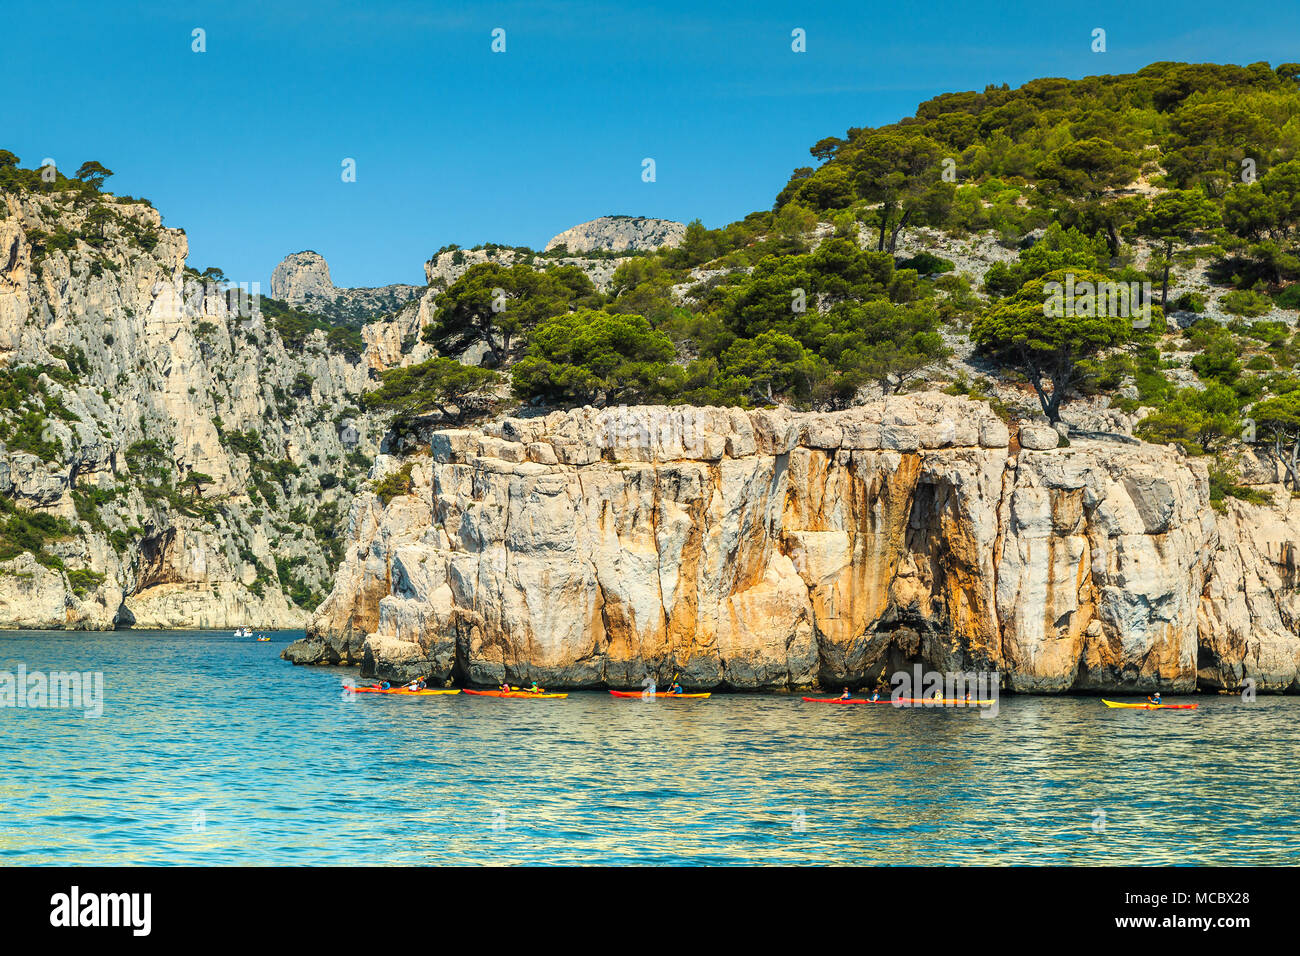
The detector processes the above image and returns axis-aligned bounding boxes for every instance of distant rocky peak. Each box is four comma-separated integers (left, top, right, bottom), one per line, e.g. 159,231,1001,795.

269,250,423,325
270,250,334,305
544,216,686,253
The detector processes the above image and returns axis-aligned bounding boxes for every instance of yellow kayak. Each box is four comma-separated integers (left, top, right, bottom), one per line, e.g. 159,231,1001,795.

1102,699,1197,710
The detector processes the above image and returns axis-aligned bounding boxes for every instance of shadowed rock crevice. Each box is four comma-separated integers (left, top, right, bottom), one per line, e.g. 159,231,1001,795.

286,398,1300,693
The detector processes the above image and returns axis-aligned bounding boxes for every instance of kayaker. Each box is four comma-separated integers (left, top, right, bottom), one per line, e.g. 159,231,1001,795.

500,683,512,693
527,680,542,694
669,681,684,695
1147,692,1162,705
840,687,852,700
867,689,880,702
379,680,392,690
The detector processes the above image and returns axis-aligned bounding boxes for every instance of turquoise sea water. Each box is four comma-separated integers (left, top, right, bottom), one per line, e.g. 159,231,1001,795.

0,629,1296,865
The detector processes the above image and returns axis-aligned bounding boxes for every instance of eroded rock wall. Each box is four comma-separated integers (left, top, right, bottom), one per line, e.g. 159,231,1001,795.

290,395,1296,692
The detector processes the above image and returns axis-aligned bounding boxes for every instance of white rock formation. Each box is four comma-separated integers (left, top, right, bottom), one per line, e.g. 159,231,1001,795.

289,398,1296,693
544,216,686,254
0,187,401,628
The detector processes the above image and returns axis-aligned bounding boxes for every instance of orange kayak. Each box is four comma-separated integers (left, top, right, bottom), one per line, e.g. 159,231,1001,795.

463,688,568,699
609,690,711,699
801,696,995,705
898,697,996,705
346,684,460,696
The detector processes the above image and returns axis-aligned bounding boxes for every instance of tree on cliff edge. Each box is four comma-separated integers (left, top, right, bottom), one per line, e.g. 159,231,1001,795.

423,262,599,365
74,161,113,190
970,269,1135,424
364,356,501,428
1251,390,1300,488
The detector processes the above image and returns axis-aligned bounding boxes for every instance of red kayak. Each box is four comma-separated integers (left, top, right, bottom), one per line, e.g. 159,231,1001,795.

463,688,568,699
802,696,886,704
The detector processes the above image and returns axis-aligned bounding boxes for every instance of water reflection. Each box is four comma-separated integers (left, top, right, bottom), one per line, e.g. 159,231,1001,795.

0,630,1297,864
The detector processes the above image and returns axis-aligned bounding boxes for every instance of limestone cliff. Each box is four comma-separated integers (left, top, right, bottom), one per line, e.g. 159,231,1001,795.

0,189,399,628
286,395,1297,692
544,216,686,254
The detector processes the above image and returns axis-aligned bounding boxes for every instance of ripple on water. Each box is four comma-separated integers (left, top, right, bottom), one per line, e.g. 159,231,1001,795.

1,631,1299,864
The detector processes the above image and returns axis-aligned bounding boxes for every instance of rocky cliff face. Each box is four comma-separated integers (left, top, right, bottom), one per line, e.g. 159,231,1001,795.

270,250,423,324
287,395,1297,692
0,190,398,627
544,216,686,254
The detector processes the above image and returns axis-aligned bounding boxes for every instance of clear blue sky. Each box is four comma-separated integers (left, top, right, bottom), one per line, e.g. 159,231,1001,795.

4,1,1298,290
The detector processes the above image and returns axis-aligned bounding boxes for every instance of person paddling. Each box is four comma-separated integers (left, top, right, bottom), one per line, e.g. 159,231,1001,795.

867,688,880,702
379,680,392,690
527,680,543,694
669,680,684,695
1147,692,1162,706
840,686,852,701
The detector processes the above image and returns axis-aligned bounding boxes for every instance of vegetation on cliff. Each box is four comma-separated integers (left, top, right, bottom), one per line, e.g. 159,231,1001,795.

0,154,385,623
8,59,1300,624
390,60,1300,487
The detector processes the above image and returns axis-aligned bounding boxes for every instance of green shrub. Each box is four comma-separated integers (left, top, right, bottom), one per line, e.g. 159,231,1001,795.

1221,289,1274,317
0,499,76,567
1273,284,1300,310
372,462,414,505
66,568,106,598
224,429,262,455
1208,462,1272,512
1171,291,1206,313
895,251,954,274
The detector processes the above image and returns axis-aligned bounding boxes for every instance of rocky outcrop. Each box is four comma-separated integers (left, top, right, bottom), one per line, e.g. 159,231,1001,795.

544,216,686,254
290,396,1296,692
423,247,619,293
996,446,1214,692
1198,495,1300,693
270,251,335,303
0,188,397,628
270,250,422,324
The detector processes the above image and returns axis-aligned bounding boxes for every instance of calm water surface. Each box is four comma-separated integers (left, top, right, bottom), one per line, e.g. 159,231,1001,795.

1,630,1296,865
